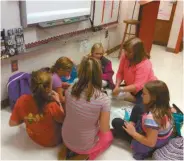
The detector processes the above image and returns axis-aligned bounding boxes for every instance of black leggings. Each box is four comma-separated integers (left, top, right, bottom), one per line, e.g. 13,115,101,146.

112,105,144,142
134,90,143,105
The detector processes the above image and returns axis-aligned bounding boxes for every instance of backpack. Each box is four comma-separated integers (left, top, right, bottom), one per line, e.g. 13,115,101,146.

7,72,32,110
172,104,184,137
152,137,183,160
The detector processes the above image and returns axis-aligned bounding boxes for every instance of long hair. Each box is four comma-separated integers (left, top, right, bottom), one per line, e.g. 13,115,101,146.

51,56,73,73
123,37,149,65
90,43,110,71
31,70,52,113
71,56,102,101
91,43,105,54
144,80,172,128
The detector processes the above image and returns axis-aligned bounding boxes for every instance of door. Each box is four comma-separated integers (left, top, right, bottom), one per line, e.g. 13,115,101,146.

137,1,160,55
153,1,177,46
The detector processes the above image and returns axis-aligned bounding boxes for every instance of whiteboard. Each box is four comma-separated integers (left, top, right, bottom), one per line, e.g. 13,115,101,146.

20,1,91,26
1,0,119,45
93,0,120,27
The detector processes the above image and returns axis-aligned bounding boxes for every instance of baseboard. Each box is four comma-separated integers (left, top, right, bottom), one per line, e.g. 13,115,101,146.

1,44,121,109
1,98,9,109
153,41,167,46
166,47,175,53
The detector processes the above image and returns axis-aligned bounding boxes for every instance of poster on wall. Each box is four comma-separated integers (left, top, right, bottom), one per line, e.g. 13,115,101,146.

93,0,120,27
79,39,91,53
157,1,175,20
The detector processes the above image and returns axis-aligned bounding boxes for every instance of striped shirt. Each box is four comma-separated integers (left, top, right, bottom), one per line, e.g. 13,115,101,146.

142,112,173,138
116,54,157,94
62,87,111,152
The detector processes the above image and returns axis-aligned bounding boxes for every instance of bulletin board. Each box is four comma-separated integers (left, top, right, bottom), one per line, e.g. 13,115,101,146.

157,1,174,20
92,0,120,27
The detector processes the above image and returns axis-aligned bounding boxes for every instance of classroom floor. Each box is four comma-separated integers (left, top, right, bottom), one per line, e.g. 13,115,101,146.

1,45,183,160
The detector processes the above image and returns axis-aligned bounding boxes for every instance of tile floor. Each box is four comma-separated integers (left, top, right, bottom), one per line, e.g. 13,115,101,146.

1,45,183,160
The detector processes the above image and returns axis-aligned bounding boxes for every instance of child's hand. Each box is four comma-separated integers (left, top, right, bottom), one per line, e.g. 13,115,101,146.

123,121,136,136
112,87,121,96
62,82,71,89
171,107,177,113
51,91,60,103
60,96,65,104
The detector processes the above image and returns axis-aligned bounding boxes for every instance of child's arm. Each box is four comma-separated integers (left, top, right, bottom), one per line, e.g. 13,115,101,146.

102,62,114,81
99,96,111,133
132,127,158,147
49,103,65,123
52,74,65,103
55,87,65,103
123,122,158,147
99,111,110,133
9,98,23,127
62,82,71,89
9,120,23,126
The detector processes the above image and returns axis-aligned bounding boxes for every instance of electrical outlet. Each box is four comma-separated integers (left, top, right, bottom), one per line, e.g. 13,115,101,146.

105,30,108,38
11,60,18,72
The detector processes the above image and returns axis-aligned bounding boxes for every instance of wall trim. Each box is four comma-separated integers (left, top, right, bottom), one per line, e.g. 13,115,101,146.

166,47,175,53
175,19,183,53
1,98,9,109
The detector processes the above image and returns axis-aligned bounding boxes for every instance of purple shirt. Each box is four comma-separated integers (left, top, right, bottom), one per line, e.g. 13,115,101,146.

52,73,62,89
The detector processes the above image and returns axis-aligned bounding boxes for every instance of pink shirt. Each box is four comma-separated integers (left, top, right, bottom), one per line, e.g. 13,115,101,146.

116,54,157,94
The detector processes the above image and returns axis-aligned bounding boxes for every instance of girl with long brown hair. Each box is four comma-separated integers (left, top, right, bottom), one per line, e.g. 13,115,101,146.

112,80,173,160
60,56,113,160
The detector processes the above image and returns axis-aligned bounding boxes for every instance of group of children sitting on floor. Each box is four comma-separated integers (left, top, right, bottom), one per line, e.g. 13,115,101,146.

9,37,182,160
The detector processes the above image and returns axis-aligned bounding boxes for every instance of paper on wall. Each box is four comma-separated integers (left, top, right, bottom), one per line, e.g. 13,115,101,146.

79,39,90,53
157,1,174,20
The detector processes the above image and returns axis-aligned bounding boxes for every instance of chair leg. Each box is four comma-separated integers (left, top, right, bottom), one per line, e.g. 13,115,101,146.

69,154,89,160
58,144,89,160
119,23,128,59
58,144,67,160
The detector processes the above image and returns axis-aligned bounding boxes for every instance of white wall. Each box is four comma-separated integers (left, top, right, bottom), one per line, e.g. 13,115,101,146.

167,0,183,49
117,0,140,43
1,0,139,101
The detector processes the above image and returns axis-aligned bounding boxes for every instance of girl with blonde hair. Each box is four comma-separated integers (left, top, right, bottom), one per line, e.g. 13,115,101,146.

89,43,115,89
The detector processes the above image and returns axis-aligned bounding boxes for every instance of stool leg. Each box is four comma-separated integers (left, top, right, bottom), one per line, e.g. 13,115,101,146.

58,144,67,160
128,24,132,39
119,23,128,59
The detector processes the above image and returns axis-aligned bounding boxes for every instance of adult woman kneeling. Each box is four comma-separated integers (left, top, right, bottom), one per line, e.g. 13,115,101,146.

113,37,157,104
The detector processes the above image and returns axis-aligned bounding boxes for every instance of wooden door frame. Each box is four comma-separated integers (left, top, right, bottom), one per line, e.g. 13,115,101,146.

153,1,177,46
137,1,160,55
174,20,183,53
137,1,183,54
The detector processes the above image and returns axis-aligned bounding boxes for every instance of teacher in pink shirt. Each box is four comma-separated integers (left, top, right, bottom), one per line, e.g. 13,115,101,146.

113,37,157,104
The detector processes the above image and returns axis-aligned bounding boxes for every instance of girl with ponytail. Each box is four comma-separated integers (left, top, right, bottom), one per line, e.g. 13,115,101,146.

59,56,113,160
9,70,65,147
